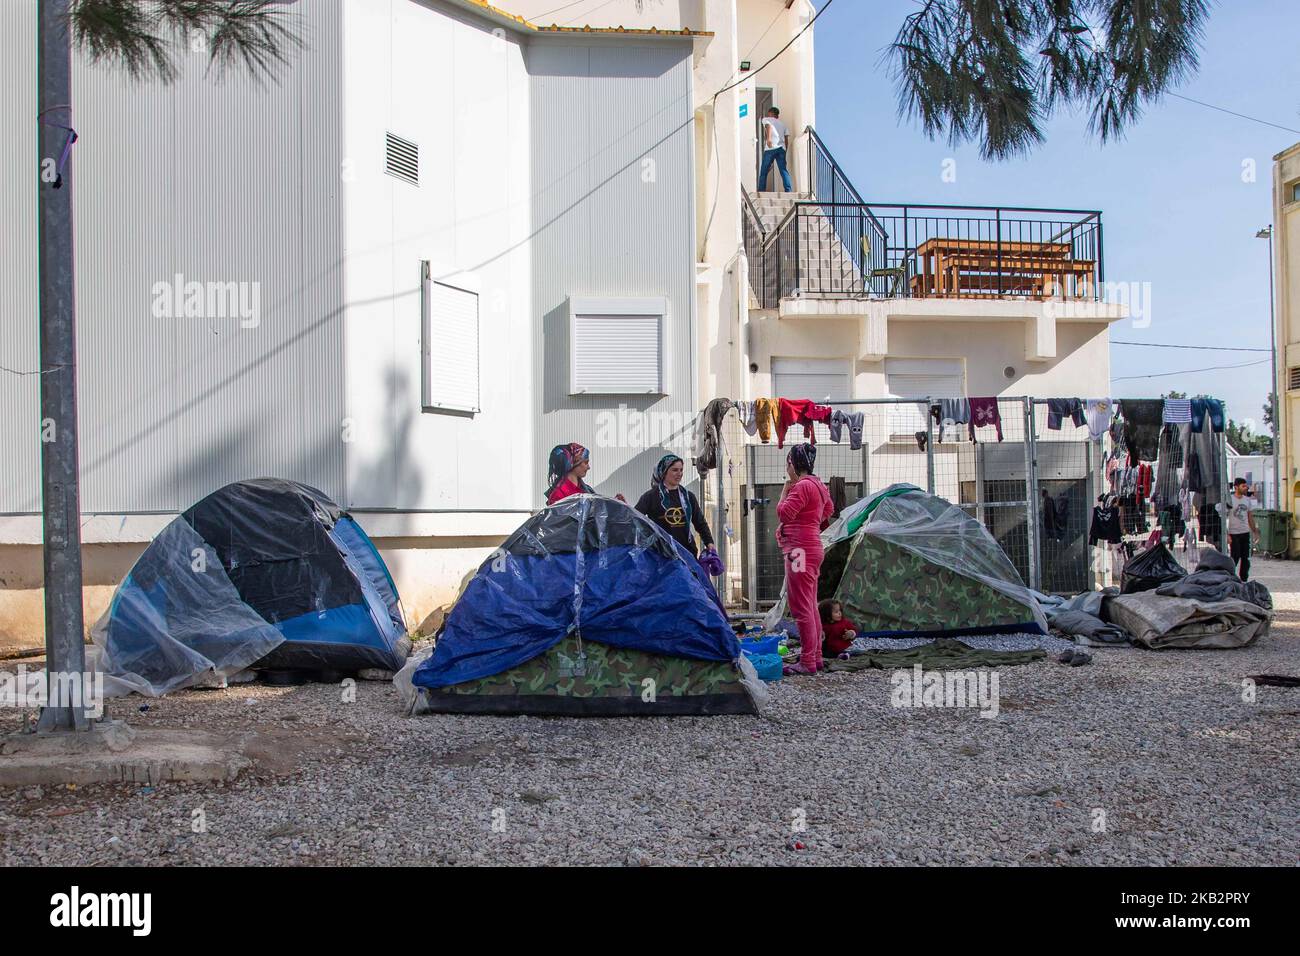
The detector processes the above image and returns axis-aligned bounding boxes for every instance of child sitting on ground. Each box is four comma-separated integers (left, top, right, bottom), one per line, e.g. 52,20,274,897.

819,599,859,659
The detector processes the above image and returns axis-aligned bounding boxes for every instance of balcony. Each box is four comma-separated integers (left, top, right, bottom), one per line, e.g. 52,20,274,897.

742,129,1106,312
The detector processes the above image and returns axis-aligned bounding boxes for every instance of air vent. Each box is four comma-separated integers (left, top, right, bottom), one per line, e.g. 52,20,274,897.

385,132,419,185
1289,366,1300,392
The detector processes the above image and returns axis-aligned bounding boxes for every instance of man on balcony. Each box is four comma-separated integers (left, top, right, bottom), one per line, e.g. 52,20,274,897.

759,106,792,193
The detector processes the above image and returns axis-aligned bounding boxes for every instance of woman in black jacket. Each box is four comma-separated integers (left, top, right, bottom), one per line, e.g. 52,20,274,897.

634,454,715,557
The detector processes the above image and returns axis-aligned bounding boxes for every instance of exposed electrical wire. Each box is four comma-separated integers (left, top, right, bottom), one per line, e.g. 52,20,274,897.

1111,358,1269,382
1112,340,1270,353
1166,92,1300,136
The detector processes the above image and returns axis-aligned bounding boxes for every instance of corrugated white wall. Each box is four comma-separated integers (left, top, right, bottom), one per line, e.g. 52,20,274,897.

528,38,699,501
341,0,535,512
0,0,347,514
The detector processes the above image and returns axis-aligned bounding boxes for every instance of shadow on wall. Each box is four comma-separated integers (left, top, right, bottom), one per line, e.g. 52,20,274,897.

351,364,424,510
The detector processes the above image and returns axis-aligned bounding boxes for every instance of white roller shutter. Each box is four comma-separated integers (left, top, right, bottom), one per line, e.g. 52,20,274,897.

884,359,963,434
422,272,479,413
771,357,852,402
569,297,666,395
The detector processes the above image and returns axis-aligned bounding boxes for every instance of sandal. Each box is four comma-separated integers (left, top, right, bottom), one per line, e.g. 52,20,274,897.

782,662,817,676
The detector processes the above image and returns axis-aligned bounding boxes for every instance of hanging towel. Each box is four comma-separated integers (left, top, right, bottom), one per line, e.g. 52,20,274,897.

968,397,1003,443
1046,398,1086,430
1118,399,1163,462
1162,398,1192,424
932,398,971,443
754,397,776,442
1085,398,1113,442
734,400,758,436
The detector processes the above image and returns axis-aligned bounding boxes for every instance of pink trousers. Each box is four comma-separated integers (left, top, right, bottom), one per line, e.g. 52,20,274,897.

784,544,824,671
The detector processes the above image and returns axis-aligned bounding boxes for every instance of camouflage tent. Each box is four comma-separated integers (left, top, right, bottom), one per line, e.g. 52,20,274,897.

400,496,759,716
769,485,1047,639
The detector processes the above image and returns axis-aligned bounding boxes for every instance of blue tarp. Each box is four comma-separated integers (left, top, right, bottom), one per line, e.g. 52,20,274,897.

413,496,740,689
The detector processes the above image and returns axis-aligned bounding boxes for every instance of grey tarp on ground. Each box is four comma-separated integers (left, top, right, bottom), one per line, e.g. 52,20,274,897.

1049,609,1130,645
1107,592,1272,650
1155,548,1272,609
1035,587,1130,645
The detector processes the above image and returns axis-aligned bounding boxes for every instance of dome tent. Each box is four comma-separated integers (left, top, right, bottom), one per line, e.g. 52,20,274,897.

94,478,408,695
767,484,1046,640
405,495,759,716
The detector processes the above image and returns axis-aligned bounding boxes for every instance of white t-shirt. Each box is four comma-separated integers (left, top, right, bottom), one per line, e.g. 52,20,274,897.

1221,495,1258,535
761,116,788,151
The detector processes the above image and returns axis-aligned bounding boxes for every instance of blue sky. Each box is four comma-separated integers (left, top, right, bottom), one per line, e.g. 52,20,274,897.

813,0,1298,435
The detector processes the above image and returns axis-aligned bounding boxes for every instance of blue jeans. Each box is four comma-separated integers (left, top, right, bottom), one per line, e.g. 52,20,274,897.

759,146,792,192
1190,398,1225,433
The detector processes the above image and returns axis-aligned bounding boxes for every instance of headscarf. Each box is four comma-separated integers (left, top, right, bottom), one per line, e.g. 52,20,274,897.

652,453,690,531
546,443,593,499
787,442,816,475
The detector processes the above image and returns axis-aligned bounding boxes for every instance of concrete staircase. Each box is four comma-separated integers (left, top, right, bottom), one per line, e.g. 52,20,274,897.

750,191,867,300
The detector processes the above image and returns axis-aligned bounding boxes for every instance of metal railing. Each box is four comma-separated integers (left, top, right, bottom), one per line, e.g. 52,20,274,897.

743,127,1105,308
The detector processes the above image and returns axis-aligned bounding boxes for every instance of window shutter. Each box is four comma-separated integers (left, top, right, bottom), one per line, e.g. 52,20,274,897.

1288,366,1300,392
422,274,479,413
569,298,665,394
771,358,852,402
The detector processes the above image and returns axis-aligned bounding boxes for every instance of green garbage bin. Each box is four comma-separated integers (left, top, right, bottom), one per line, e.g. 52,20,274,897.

1254,510,1292,557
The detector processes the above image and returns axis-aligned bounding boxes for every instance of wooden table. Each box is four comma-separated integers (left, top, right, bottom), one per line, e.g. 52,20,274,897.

912,237,1095,299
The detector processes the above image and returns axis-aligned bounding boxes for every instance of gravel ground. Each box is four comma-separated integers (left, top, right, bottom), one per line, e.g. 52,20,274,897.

2,559,1297,866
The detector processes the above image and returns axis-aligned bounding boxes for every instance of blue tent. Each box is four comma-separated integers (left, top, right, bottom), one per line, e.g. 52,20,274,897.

95,479,407,694
410,495,754,716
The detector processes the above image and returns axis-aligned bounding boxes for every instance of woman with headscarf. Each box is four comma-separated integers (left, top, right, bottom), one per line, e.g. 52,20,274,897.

544,443,625,505
776,442,834,676
634,454,716,557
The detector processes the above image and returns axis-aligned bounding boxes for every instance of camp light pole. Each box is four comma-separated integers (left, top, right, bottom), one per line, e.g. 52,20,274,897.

35,0,91,732
1257,226,1280,510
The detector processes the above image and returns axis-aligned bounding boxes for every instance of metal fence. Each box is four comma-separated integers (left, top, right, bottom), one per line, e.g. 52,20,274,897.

698,397,1229,610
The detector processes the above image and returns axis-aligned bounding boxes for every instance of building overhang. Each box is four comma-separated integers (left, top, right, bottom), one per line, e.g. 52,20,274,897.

776,295,1128,362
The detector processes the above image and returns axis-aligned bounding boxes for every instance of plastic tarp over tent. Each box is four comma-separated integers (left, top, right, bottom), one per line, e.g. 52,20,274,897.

94,479,408,695
766,484,1047,638
407,495,757,716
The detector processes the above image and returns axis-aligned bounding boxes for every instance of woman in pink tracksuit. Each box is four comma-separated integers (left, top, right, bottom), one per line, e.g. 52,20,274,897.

776,443,834,676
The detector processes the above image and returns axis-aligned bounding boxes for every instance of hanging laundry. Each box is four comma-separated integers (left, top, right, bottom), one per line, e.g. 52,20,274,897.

775,398,831,448
734,400,758,436
968,397,1003,442
1089,500,1123,545
1162,398,1192,424
1190,397,1225,434
691,398,732,479
1046,398,1086,430
931,398,971,443
827,409,850,443
827,410,864,450
753,397,776,443
1152,424,1182,509
827,476,848,518
1118,399,1163,462
1084,398,1113,442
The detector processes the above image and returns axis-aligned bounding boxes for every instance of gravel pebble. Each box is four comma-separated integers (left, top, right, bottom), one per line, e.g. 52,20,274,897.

1,559,1297,866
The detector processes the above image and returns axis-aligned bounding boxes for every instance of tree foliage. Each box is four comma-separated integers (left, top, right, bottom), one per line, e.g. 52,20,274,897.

67,0,299,83
889,0,1210,159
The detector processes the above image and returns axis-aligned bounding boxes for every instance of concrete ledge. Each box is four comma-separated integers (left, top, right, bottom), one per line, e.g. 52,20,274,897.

0,723,251,788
